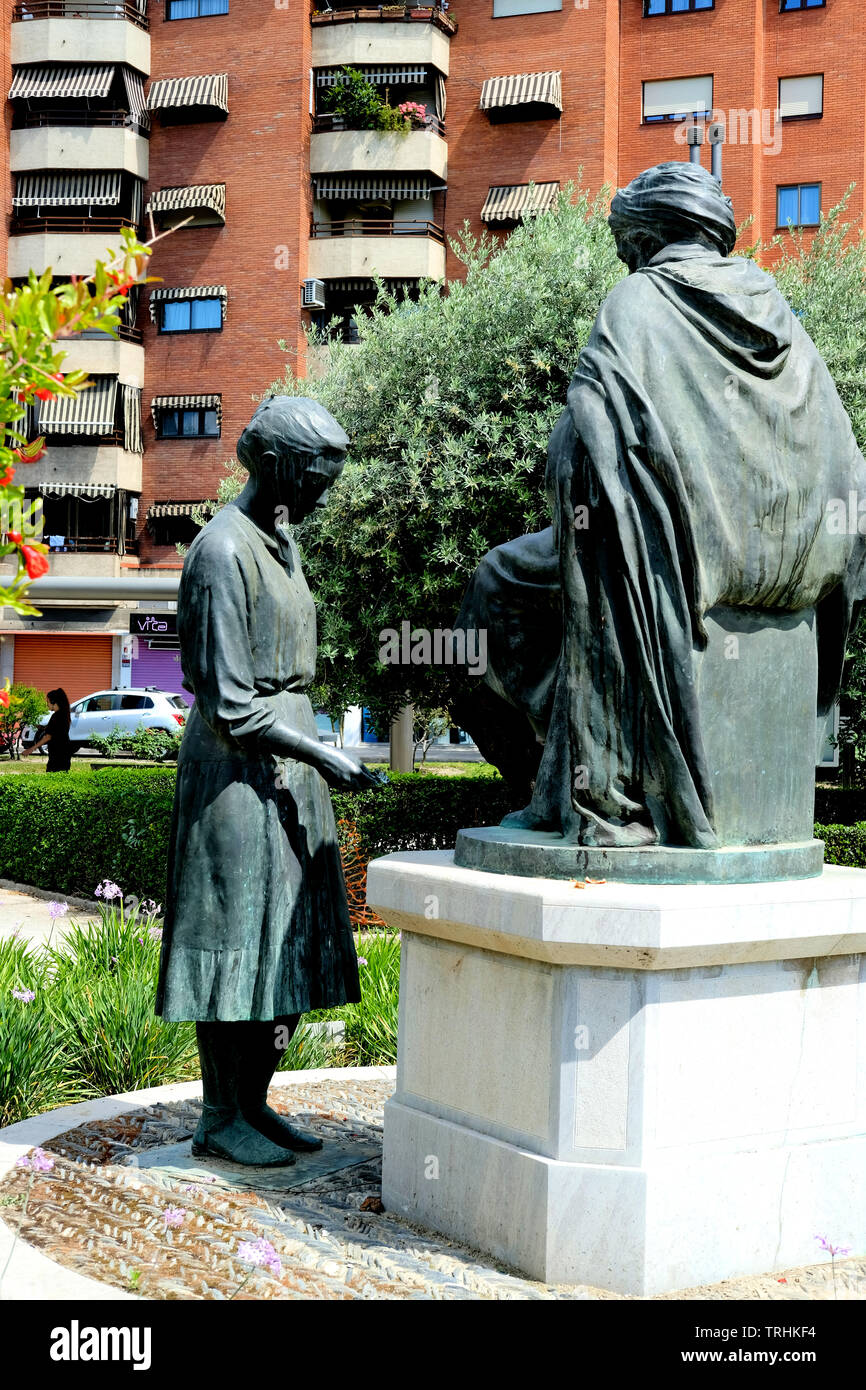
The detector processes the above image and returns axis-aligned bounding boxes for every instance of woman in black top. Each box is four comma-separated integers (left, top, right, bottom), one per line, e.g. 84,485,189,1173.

24,687,73,771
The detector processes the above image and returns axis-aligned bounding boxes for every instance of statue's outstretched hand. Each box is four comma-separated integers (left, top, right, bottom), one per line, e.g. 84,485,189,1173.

315,745,387,792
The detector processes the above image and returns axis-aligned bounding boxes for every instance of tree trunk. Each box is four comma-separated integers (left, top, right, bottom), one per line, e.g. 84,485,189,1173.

389,704,414,773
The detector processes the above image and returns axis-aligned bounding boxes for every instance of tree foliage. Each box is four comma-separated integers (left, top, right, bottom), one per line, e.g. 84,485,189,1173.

766,197,866,779
271,183,624,723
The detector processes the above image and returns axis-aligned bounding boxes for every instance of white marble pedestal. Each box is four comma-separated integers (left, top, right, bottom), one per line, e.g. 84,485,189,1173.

367,853,866,1295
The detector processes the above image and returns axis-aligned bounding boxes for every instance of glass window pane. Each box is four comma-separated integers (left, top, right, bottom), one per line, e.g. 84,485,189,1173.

695,0,714,8
493,0,561,14
191,298,222,330
777,186,799,225
169,0,198,16
199,0,229,13
160,411,180,437
202,410,219,437
799,184,821,225
182,411,200,436
672,0,689,11
646,0,665,11
162,300,191,332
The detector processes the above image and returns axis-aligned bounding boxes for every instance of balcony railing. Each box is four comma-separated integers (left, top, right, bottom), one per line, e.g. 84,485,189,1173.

71,323,143,343
44,534,137,554
311,218,444,242
11,215,139,235
311,4,456,36
14,110,150,136
12,1,149,30
312,111,445,137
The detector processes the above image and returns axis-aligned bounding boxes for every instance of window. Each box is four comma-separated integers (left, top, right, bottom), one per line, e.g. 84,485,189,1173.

158,408,220,439
493,0,561,15
85,695,119,713
777,183,821,227
642,75,713,123
780,1,825,10
645,1,713,13
120,695,154,710
778,75,823,120
167,0,228,17
160,298,223,333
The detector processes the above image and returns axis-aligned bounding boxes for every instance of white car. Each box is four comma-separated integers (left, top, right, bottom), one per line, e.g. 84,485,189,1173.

25,687,188,753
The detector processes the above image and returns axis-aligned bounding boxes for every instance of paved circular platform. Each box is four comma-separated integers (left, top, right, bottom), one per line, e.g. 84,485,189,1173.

1,1068,862,1301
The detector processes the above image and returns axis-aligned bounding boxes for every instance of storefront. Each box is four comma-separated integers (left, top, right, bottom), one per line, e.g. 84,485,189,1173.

128,612,191,703
12,633,114,703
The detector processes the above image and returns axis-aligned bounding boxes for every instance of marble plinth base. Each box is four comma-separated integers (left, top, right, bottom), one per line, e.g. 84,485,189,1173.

368,853,866,1295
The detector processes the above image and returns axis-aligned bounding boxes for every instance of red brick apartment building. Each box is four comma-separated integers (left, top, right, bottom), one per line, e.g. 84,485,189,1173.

0,0,862,697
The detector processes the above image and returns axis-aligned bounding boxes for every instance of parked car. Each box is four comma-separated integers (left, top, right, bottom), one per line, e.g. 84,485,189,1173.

23,687,188,754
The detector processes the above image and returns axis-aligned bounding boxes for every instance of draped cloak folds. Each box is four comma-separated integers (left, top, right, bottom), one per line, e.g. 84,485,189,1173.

490,242,866,848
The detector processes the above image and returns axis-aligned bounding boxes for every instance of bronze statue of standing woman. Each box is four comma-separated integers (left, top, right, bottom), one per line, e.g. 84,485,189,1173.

155,396,381,1167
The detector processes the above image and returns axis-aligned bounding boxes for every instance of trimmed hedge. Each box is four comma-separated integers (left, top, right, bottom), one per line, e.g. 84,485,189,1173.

0,766,511,902
814,821,866,869
2,766,864,900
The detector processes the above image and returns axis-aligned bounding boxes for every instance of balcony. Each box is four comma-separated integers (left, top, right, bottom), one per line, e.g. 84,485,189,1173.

8,222,135,277
311,126,447,181
28,443,142,492
308,219,445,281
11,4,150,75
57,336,144,386
311,7,453,78
11,124,149,179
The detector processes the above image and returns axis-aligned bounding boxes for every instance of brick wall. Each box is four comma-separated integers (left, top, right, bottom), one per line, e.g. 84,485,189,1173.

140,0,312,564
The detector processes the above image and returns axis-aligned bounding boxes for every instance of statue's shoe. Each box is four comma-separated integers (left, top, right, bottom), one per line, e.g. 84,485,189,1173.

243,1104,324,1152
500,805,555,830
191,1114,298,1168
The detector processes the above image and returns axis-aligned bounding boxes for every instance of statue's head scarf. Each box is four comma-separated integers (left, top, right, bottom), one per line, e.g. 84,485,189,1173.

609,162,737,258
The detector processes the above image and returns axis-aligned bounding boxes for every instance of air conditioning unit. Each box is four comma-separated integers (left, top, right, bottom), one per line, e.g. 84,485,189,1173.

302,278,326,310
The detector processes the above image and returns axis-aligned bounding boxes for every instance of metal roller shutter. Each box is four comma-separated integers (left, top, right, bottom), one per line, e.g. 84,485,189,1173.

13,635,114,704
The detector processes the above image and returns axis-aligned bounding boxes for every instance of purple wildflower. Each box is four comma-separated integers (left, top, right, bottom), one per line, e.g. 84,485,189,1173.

47,901,69,919
815,1234,851,1258
143,899,162,915
16,1148,54,1173
357,955,368,967
11,988,36,1003
148,925,163,941
237,1237,282,1276
95,879,122,901
163,1207,186,1228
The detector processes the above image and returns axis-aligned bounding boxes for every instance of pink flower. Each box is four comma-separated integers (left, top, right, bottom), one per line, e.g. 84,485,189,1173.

16,1148,54,1172
12,988,36,1003
163,1207,186,1227
237,1237,282,1276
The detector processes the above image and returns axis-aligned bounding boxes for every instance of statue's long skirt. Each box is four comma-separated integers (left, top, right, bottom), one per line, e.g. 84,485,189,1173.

155,693,361,1022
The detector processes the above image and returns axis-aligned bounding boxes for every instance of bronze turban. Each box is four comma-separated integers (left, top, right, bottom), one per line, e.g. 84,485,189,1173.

609,161,737,258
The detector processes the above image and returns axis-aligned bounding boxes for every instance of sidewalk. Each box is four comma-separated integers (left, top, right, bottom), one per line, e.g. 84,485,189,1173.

0,882,95,949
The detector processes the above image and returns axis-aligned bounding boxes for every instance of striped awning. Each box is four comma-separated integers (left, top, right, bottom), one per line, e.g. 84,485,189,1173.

122,68,149,125
32,481,116,498
316,65,428,87
122,384,143,456
148,501,212,519
145,184,226,222
481,181,559,223
151,394,222,427
147,72,228,114
148,285,227,323
9,64,115,101
313,175,431,201
38,378,118,435
13,171,122,208
480,70,562,114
